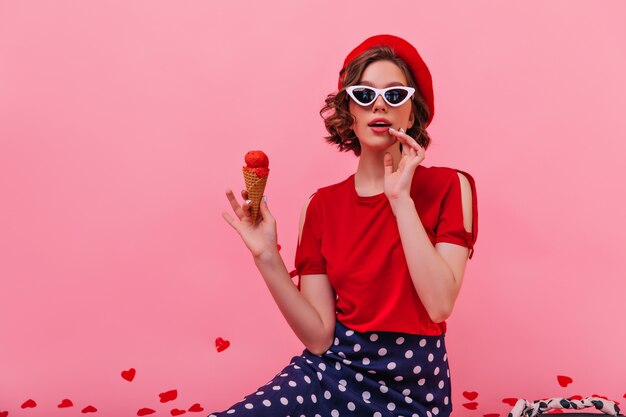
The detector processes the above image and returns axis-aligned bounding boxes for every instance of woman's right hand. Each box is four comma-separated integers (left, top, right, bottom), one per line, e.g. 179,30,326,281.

222,189,278,260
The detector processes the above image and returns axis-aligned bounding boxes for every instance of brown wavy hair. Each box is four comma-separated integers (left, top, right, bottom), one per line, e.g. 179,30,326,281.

320,46,432,156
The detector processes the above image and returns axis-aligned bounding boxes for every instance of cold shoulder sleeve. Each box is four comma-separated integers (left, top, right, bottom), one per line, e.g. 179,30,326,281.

434,169,478,259
294,192,327,276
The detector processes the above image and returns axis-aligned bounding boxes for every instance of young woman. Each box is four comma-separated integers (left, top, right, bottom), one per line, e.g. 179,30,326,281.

217,34,478,417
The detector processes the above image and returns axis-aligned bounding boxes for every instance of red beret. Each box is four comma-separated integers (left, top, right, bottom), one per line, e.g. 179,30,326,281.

338,34,435,126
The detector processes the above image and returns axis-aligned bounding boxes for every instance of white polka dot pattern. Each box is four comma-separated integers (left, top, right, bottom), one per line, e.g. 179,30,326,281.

206,320,452,417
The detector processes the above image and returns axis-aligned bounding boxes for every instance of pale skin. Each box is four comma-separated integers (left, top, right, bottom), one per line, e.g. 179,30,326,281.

223,59,473,356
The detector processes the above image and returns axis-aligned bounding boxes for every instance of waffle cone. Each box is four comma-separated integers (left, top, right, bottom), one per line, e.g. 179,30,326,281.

242,168,269,223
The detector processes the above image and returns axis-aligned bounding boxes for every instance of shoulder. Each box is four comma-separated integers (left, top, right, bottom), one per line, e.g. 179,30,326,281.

298,175,352,232
315,175,352,196
420,165,476,189
303,175,352,207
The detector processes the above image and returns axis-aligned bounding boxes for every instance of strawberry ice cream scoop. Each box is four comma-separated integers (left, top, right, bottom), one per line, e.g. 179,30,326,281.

243,150,270,178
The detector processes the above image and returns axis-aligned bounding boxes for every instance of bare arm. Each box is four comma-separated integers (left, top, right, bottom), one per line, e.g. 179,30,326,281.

384,129,473,322
222,191,335,355
389,172,473,322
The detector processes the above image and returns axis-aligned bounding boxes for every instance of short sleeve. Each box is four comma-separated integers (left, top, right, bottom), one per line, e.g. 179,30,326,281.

294,192,327,278
434,169,478,259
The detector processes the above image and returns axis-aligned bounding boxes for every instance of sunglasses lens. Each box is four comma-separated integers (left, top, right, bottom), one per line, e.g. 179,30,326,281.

351,87,377,105
385,88,410,105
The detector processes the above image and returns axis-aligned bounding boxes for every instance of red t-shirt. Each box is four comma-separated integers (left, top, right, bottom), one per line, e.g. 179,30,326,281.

293,165,478,336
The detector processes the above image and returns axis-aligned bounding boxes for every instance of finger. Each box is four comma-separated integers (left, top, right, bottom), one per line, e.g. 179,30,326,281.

226,189,245,219
398,155,407,171
391,128,422,152
221,211,240,231
242,199,253,218
383,152,394,176
258,196,274,222
402,135,421,152
241,189,249,200
417,145,426,161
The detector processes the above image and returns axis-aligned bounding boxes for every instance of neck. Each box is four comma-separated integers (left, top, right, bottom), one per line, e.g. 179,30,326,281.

354,143,401,195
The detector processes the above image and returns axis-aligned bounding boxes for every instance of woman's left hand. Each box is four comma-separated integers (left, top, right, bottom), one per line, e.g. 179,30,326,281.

383,127,426,201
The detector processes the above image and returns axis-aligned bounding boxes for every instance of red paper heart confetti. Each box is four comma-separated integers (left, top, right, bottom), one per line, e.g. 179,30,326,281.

81,405,97,413
623,393,626,398
591,394,609,400
557,375,573,387
21,399,37,409
277,244,282,251
137,408,156,416
122,368,136,382
569,395,582,401
483,414,500,417
159,389,178,403
188,404,204,412
502,398,518,406
0,411,8,417
58,399,73,408
463,402,479,410
463,391,479,401
171,409,186,416
215,337,231,352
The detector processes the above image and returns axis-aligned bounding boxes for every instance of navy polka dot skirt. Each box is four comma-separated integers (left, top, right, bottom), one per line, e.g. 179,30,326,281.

208,319,452,417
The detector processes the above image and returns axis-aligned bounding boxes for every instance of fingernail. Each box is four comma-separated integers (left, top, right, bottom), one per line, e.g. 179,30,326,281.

388,127,396,131
245,199,252,205
263,195,267,202
399,127,405,133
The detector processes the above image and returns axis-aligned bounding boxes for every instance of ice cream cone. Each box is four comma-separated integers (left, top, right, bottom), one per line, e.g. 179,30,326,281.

242,168,268,223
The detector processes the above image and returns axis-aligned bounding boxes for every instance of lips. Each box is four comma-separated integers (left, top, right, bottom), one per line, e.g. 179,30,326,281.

368,118,392,127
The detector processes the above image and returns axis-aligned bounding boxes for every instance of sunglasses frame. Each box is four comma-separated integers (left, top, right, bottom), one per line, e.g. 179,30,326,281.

345,85,416,108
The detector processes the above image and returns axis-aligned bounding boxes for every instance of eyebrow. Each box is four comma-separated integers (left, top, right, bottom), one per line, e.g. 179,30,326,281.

359,81,406,87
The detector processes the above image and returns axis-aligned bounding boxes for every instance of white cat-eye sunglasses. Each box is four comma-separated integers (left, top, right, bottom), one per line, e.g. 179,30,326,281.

345,85,416,108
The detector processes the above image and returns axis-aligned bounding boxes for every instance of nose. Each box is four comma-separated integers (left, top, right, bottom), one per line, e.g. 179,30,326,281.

372,93,388,112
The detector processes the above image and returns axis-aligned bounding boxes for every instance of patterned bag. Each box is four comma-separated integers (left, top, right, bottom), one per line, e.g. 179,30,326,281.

507,396,622,417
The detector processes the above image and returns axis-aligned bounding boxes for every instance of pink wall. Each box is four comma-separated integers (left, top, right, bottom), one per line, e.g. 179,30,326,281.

1,1,625,416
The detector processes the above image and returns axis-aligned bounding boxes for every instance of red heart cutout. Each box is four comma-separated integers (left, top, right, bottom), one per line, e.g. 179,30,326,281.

81,405,97,413
277,244,282,251
159,389,178,403
137,408,156,416
502,398,518,406
21,399,37,409
483,414,500,417
623,393,626,398
58,399,73,408
557,375,573,387
122,368,136,382
0,411,8,417
188,404,204,412
569,395,582,401
215,337,231,352
171,409,186,416
463,391,479,401
592,394,609,400
462,402,479,410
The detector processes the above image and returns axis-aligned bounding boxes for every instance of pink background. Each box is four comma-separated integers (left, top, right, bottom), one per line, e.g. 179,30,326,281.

1,1,625,415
